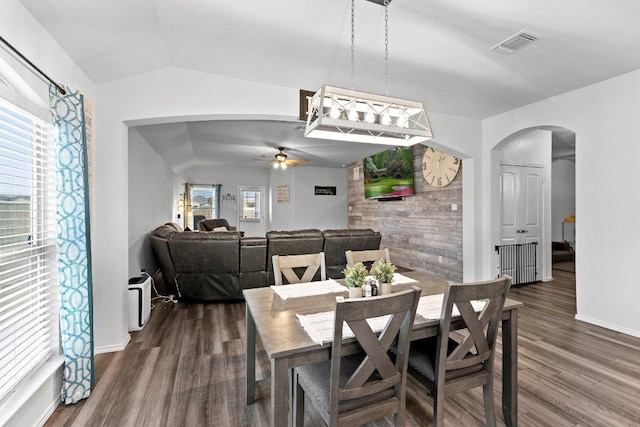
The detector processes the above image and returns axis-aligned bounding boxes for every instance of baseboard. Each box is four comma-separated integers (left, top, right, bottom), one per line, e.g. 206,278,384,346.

36,395,62,427
94,333,131,354
574,314,640,339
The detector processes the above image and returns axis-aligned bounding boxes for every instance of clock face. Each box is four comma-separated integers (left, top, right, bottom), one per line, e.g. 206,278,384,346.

422,147,460,187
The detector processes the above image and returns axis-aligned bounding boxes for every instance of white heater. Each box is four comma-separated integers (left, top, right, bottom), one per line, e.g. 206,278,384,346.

128,275,151,331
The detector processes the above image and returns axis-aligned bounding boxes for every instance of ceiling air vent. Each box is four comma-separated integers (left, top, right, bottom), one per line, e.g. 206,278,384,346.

490,30,541,55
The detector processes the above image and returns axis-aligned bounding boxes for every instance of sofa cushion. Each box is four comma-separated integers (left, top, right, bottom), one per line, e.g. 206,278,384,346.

322,229,382,279
266,229,324,239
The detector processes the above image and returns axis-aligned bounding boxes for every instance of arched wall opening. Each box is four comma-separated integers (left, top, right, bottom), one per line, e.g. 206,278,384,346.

489,125,576,292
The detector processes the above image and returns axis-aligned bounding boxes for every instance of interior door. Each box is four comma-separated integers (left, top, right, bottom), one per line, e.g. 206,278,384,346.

499,164,543,280
237,186,265,237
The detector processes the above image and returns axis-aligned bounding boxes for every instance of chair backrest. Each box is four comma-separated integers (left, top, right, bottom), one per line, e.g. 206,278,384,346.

272,252,326,286
329,287,421,425
198,218,231,231
345,248,391,271
435,276,512,382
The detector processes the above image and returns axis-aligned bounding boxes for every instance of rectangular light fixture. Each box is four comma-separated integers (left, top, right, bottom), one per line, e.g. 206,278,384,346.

304,85,434,146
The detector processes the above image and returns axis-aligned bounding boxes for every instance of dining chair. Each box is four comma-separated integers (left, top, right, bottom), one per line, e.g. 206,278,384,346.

272,252,326,286
345,248,391,270
293,287,421,427
402,275,512,427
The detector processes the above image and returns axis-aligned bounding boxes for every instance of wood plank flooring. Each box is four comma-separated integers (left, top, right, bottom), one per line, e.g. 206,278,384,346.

45,268,640,426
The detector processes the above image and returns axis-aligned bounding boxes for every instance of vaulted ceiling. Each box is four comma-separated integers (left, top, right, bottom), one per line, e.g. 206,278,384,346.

19,0,638,169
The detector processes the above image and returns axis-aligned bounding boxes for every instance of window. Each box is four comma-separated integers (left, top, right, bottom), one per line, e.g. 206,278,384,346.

0,96,56,403
240,188,261,220
188,184,219,229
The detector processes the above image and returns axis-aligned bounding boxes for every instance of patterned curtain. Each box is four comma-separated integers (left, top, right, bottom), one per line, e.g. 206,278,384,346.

183,183,192,230
49,84,94,404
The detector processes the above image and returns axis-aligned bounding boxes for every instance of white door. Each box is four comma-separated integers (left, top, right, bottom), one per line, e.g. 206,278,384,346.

499,164,543,281
237,186,265,237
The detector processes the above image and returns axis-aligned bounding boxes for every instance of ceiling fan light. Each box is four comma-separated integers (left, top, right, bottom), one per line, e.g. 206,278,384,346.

280,162,288,170
305,86,433,146
272,162,280,169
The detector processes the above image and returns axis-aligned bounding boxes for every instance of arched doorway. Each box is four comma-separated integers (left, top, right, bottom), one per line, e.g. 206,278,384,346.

490,126,576,284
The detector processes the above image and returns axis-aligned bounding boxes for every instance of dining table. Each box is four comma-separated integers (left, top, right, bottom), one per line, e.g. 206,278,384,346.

244,270,523,427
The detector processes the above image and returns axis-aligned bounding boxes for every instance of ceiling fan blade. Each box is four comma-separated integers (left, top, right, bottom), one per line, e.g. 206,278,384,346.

285,158,309,166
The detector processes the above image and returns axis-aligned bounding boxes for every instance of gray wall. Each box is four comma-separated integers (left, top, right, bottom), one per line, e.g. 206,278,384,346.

128,127,175,278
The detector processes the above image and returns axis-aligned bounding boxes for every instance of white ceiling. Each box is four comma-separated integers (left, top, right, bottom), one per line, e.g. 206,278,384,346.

19,0,637,169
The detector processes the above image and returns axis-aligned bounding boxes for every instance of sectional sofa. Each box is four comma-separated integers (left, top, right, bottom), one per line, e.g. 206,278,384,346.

150,223,381,301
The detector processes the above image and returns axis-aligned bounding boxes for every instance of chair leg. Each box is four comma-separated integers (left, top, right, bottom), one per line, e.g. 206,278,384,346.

483,380,497,427
433,392,445,427
292,371,305,427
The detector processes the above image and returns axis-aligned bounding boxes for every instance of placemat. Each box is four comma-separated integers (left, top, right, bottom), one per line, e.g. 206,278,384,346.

271,279,347,300
364,272,418,286
296,311,391,345
416,294,487,320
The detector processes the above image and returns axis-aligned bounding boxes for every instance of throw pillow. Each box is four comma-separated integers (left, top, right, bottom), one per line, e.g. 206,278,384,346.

213,226,227,232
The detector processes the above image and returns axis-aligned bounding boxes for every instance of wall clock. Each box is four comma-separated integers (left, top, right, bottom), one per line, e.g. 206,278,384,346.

422,146,460,187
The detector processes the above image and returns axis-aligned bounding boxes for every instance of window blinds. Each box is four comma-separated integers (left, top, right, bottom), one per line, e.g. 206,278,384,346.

0,97,56,403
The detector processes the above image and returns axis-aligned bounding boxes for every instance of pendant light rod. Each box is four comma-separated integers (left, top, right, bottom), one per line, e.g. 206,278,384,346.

304,0,433,145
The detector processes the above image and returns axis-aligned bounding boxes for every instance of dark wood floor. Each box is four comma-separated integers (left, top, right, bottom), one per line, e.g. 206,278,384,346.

45,267,640,426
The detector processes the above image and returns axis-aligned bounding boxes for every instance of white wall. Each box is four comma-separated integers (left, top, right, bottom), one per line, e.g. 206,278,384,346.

552,159,576,242
128,128,176,277
271,166,348,231
1,1,96,425
482,69,640,337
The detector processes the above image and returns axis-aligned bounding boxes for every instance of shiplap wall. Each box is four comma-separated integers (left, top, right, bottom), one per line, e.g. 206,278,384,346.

348,144,463,280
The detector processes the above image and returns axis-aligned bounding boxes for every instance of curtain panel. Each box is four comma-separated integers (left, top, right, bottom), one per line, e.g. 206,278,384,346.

49,84,94,404
183,183,193,230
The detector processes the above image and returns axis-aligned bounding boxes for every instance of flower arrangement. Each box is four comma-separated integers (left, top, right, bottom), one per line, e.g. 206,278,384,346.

370,259,396,284
343,262,367,288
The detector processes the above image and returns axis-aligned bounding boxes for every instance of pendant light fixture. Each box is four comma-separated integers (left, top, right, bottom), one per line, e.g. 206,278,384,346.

305,0,433,146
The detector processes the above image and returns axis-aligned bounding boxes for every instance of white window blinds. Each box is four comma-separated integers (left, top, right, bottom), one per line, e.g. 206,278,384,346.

0,96,57,403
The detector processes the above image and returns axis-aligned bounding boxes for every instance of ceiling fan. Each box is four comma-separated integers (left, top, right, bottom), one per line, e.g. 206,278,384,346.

254,147,309,169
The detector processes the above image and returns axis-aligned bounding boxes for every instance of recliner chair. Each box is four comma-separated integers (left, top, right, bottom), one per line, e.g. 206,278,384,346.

198,218,237,231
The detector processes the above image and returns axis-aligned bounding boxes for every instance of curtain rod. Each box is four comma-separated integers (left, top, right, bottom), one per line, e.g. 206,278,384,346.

0,35,67,95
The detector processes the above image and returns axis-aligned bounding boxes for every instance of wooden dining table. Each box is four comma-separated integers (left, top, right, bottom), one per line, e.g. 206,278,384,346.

244,271,523,427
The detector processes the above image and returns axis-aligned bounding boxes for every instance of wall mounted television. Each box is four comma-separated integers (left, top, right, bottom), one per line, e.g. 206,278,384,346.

363,146,414,200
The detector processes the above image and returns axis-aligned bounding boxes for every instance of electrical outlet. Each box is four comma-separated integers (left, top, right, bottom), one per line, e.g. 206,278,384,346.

438,256,443,263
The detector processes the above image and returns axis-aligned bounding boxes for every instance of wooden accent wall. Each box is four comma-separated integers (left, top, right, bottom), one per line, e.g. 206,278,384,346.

348,144,463,281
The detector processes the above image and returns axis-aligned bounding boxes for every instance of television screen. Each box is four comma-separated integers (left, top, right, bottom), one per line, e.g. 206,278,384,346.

363,146,414,199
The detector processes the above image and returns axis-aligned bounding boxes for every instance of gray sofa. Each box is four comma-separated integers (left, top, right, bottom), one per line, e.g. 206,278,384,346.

150,223,381,301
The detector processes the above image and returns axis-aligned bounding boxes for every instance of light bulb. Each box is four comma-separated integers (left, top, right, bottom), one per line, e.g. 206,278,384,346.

347,108,359,121
365,112,376,123
330,107,341,119
273,163,279,169
281,162,288,170
380,113,392,126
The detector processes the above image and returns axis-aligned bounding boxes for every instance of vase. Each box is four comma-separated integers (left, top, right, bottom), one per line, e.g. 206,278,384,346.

380,282,392,295
348,287,363,299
